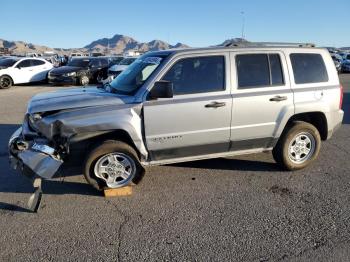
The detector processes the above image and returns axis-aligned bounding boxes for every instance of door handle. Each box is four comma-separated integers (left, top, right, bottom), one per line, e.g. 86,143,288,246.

205,101,226,108
269,95,287,102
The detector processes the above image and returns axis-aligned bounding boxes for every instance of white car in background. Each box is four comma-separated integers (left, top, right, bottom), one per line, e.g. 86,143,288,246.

108,57,138,79
0,57,53,89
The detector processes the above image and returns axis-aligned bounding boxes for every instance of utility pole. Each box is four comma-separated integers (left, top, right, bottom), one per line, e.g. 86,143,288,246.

241,11,245,39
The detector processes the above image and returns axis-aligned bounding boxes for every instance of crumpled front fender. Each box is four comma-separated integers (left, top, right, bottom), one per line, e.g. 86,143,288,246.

30,103,148,160
9,127,63,179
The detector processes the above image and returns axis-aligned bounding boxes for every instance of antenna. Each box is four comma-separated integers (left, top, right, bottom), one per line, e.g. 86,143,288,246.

241,11,245,39
107,39,110,55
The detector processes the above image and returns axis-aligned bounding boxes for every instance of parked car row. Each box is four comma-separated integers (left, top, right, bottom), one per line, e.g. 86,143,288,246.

340,54,350,73
0,57,53,89
48,56,123,86
327,48,350,73
0,54,139,89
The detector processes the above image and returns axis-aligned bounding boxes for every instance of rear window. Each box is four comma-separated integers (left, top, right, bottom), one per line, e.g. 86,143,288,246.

290,53,328,84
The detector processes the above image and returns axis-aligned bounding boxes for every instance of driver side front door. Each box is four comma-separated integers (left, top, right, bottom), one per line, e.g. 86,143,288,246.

13,59,33,84
143,54,232,162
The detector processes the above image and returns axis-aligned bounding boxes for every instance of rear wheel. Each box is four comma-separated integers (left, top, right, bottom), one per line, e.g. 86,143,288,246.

84,140,144,190
0,75,13,89
272,121,321,170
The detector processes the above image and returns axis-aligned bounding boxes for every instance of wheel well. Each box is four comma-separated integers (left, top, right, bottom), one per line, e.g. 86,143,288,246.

81,130,141,157
286,112,328,140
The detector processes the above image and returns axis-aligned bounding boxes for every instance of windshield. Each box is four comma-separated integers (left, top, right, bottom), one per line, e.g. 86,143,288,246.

0,58,18,67
119,58,136,65
109,57,124,66
67,59,90,67
110,56,164,94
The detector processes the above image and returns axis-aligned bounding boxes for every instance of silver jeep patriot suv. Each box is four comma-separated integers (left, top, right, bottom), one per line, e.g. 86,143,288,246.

9,42,344,190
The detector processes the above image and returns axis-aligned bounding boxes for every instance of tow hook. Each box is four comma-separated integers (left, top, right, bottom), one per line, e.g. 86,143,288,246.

27,178,43,213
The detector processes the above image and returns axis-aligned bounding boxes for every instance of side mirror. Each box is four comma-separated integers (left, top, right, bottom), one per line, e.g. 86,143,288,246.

149,81,173,99
17,66,21,69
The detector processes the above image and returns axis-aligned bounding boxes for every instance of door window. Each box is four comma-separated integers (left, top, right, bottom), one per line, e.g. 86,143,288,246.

236,54,284,89
162,56,225,95
90,59,102,67
32,59,45,66
17,60,32,68
100,58,109,67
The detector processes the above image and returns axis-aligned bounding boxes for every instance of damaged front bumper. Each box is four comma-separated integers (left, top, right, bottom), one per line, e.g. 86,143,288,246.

9,127,63,179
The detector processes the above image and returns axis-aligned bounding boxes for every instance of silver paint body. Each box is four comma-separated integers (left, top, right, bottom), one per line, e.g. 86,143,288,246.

9,46,344,178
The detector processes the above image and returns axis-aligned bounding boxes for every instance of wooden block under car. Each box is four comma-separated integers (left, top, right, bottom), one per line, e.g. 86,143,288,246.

104,186,133,197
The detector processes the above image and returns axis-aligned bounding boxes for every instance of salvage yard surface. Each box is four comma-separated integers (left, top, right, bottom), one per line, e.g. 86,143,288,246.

0,76,349,261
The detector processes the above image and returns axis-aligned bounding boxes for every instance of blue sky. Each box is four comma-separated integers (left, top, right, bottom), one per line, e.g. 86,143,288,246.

1,0,349,48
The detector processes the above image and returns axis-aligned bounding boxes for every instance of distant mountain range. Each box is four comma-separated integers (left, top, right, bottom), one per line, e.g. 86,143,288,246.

0,34,189,55
1,35,348,56
84,34,189,53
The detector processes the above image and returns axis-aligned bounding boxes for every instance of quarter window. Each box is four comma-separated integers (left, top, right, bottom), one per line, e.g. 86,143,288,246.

236,54,285,89
290,53,328,84
162,56,225,95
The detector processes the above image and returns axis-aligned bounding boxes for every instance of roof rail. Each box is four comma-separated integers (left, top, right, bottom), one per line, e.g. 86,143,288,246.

224,41,316,48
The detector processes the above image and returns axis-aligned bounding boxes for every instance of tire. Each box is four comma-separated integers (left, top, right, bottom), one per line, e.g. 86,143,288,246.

79,75,89,86
272,121,321,171
84,140,144,191
96,72,104,83
0,75,13,89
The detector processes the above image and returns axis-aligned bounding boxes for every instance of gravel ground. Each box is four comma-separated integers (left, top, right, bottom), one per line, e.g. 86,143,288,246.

0,75,349,261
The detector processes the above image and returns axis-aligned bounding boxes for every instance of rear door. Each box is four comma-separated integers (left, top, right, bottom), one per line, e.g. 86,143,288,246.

229,51,294,150
31,59,51,81
143,53,232,161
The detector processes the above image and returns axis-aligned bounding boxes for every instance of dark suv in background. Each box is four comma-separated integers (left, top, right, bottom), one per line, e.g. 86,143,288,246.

48,56,120,85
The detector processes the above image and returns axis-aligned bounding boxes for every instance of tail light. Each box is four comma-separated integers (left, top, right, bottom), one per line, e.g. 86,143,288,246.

340,84,344,109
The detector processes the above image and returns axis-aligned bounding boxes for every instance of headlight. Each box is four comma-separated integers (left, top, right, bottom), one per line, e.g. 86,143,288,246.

28,113,42,131
63,72,76,77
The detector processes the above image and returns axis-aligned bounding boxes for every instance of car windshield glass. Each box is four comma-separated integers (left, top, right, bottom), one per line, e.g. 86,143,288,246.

67,59,90,67
119,58,136,65
110,56,164,94
109,57,124,65
0,58,17,67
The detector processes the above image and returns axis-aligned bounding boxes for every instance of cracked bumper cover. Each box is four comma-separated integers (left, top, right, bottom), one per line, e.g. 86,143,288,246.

9,127,63,179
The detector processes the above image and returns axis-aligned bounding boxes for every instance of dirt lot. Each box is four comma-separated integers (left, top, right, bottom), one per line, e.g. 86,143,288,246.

0,75,349,261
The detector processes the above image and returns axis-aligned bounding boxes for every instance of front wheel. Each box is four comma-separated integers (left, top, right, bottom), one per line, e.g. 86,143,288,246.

79,75,89,86
0,75,13,89
96,72,104,83
272,121,321,170
84,140,144,190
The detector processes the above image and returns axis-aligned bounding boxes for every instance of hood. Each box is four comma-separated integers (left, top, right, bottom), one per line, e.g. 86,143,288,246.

28,87,135,113
49,66,84,75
